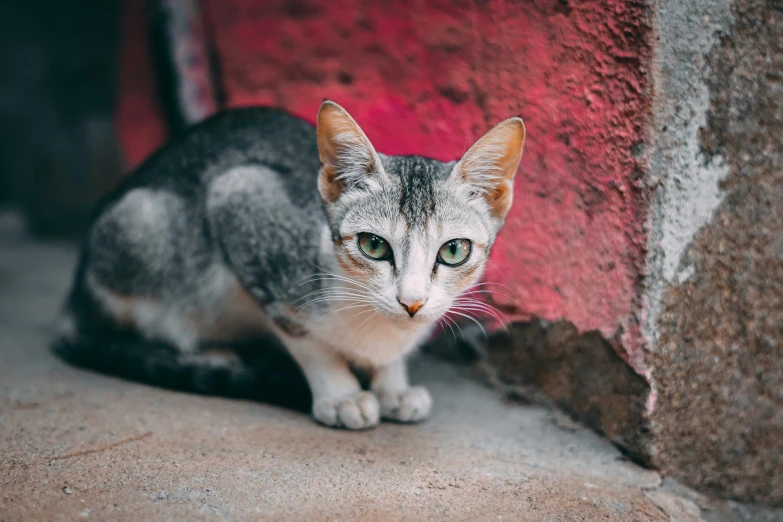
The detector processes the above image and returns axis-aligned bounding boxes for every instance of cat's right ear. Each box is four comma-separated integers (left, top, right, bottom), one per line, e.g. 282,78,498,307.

316,100,386,203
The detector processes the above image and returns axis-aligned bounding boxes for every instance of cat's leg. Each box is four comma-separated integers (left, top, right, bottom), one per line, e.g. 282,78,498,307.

371,357,432,423
283,335,380,430
206,166,379,428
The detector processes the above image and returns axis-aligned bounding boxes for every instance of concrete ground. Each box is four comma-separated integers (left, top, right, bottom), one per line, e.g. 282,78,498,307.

0,239,779,521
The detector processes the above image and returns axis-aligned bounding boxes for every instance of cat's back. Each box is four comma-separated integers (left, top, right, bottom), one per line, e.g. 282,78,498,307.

124,107,321,197
80,107,323,295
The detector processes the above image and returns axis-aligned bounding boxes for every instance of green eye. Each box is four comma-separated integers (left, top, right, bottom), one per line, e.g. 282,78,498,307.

438,239,472,266
358,233,392,261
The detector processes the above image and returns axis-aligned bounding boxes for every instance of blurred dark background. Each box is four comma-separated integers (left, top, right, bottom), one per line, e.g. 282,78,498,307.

0,1,123,236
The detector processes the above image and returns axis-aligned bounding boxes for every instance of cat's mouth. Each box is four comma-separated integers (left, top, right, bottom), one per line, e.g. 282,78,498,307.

386,308,438,326
372,297,441,326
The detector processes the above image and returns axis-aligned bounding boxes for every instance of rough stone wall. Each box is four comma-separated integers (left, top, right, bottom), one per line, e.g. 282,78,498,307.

202,0,655,363
645,0,783,506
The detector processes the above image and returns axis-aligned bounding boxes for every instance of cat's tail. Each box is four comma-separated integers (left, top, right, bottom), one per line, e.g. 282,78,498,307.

52,287,311,411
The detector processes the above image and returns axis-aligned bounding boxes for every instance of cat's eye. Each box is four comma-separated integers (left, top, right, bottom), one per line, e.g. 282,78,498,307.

437,239,472,267
358,233,392,261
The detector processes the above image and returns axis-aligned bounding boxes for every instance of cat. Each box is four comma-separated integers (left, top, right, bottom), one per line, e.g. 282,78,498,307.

54,100,525,430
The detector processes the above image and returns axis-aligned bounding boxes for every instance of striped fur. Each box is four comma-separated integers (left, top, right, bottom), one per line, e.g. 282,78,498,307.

55,101,525,430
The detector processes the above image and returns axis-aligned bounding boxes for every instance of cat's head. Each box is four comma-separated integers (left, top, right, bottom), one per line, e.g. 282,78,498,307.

316,100,524,327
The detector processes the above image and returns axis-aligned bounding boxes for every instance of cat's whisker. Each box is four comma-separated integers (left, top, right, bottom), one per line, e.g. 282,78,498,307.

294,290,370,305
355,311,379,336
459,289,516,301
443,313,465,339
452,304,495,317
297,298,370,312
296,276,369,291
461,300,510,324
453,300,510,331
294,272,374,292
456,294,510,312
296,295,374,312
290,271,324,289
314,302,375,322
292,288,370,305
294,285,370,295
294,281,370,293
465,281,517,295
323,302,374,314
439,314,461,342
344,307,377,322
292,267,332,284
292,286,370,302
436,316,456,343
466,281,511,288
455,297,509,320
297,284,373,302
446,309,488,341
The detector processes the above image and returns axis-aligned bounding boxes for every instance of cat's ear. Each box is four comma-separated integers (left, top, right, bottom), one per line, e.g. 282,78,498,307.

316,100,385,203
450,117,525,220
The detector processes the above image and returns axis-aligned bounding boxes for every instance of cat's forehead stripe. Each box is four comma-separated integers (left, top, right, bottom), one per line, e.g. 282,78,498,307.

385,156,444,231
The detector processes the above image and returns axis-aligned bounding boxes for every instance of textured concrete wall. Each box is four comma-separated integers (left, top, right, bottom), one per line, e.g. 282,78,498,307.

644,0,782,505
201,0,654,363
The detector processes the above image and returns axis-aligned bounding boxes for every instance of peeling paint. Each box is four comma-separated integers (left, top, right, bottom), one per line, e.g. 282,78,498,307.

656,98,730,284
645,0,733,341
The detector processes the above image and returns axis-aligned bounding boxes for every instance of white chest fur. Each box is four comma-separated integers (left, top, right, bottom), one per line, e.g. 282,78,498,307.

307,305,433,367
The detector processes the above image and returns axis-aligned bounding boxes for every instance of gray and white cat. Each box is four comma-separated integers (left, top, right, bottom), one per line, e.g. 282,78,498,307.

55,101,525,429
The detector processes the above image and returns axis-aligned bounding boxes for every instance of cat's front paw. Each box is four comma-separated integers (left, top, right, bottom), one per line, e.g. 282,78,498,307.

377,386,432,423
312,391,380,430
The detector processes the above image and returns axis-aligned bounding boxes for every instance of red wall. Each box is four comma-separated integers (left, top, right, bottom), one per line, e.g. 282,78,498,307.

117,0,653,368
115,0,168,169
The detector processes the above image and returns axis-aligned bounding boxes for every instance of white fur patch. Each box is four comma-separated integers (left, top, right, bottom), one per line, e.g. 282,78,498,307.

97,189,183,275
113,189,178,243
87,262,271,351
312,304,432,367
206,165,280,210
134,300,199,352
377,386,432,423
396,241,432,308
195,264,270,340
56,313,77,342
86,272,199,352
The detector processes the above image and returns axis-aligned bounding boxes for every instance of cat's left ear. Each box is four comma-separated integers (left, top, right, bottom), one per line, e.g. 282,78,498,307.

449,117,526,221
316,100,386,203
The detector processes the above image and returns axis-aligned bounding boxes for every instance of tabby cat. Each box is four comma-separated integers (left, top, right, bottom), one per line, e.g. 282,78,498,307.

55,101,525,429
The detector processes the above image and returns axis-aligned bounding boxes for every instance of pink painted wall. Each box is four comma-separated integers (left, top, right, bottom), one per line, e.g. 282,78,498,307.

117,0,653,366
115,0,168,169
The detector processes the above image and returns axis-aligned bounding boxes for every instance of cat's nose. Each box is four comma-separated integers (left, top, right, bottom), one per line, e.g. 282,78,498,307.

397,297,426,317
